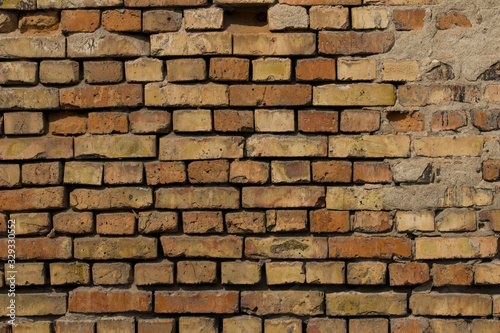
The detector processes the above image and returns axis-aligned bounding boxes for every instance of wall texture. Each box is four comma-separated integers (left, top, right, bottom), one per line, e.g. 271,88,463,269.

0,0,500,332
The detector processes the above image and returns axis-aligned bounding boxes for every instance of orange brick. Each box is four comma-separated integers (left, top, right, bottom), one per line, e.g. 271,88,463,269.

296,58,336,81
471,109,499,131
436,10,471,30
430,110,467,131
389,262,430,286
83,61,124,84
214,109,254,132
69,288,152,313
102,9,141,32
393,9,426,30
311,160,352,183
391,318,431,333
225,211,266,234
298,110,339,133
319,31,395,55
61,84,142,109
188,160,229,183
61,10,100,32
478,210,500,231
230,160,269,184
48,111,87,136
104,162,143,184
53,211,94,234
329,237,411,259
155,291,239,314
340,110,380,132
310,209,349,233
210,57,249,81
183,211,223,234
145,161,186,185
387,111,425,132
433,264,473,287
88,112,128,134
266,210,307,232
0,237,71,260
353,162,392,183
22,162,62,186
353,211,392,233
96,212,136,235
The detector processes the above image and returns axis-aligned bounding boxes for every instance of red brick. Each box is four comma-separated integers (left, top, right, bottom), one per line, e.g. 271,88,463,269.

145,161,186,185
393,9,426,30
296,58,336,81
433,264,473,287
0,237,72,260
48,111,87,136
155,291,239,314
103,9,141,32
230,161,269,184
210,57,249,81
298,110,339,133
83,61,124,84
96,212,136,235
161,235,243,258
436,10,471,30
188,160,229,183
53,211,94,234
471,109,499,131
387,111,425,132
329,237,411,259
183,211,223,234
353,162,392,183
391,318,431,333
214,109,254,132
353,211,393,233
61,84,142,109
61,10,100,32
310,209,349,233
22,162,62,186
226,211,266,234
319,31,395,55
88,112,128,134
340,110,380,132
69,288,152,313
312,160,352,183
389,262,430,286
229,84,312,106
430,110,467,131
0,187,66,211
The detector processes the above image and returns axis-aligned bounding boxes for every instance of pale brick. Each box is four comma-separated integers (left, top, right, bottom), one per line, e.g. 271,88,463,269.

50,262,90,285
352,7,389,29
64,161,103,185
160,136,243,160
93,262,131,285
185,7,224,30
265,318,302,333
143,10,182,32
436,209,476,232
347,262,386,285
0,61,37,85
314,84,395,106
138,211,178,234
125,57,164,82
173,109,212,132
233,33,315,56
266,262,305,284
306,261,345,284
161,235,243,258
104,161,143,185
74,135,155,159
439,185,493,208
177,260,216,284
310,6,349,30
241,291,324,316
4,112,44,135
415,237,497,259
326,293,407,316
11,322,52,332
475,264,500,284
410,294,492,316
67,30,149,57
0,87,59,110
151,32,231,56
243,186,325,208
145,83,228,107
223,316,262,333
74,237,157,260
252,57,292,82
39,0,123,8
3,262,46,286
255,109,294,133
329,135,410,158
381,60,419,81
0,35,65,58
179,317,217,333
144,161,186,185
230,84,311,106
135,261,174,285
130,110,171,134
70,187,153,210
337,58,377,81
396,211,434,232
0,294,66,316
10,212,50,235
166,58,206,82
353,211,392,233
0,164,20,188
247,134,327,157
268,4,308,30
414,137,483,157
326,187,383,210
222,261,261,285
245,237,328,259
39,60,79,84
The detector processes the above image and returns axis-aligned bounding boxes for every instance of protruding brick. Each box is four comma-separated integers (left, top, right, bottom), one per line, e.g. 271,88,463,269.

143,10,182,32
156,291,239,314
161,235,243,258
0,187,66,211
326,293,407,316
347,262,386,285
70,187,152,210
233,33,315,55
125,57,164,82
50,262,90,285
151,32,231,56
309,6,349,30
69,288,152,313
74,237,157,260
61,10,100,32
40,60,80,84
183,211,223,233
210,57,250,81
230,161,269,184
389,262,430,286
226,211,266,234
245,237,328,259
64,161,103,185
230,84,311,106
306,261,345,284
0,61,37,85
0,237,71,260
160,136,243,161
310,209,349,233
222,261,261,285
265,318,302,333
353,211,392,233
319,31,395,55
433,264,473,287
96,212,136,235
415,237,497,259
315,84,396,106
242,290,324,316
247,134,327,157
410,294,492,316
74,135,155,159
329,236,411,259
329,135,409,158
93,262,132,285
311,160,351,183
326,187,383,210
135,261,174,285
53,211,94,234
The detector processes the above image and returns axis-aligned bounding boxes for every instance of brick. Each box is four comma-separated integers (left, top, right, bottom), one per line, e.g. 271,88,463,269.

0,237,71,260
0,61,37,85
3,262,46,286
337,57,376,81
143,10,182,32
472,320,500,333
70,187,152,210
414,137,483,157
298,110,339,132
230,84,311,106
156,291,238,314
353,211,391,233
306,261,345,284
230,161,269,184
135,261,174,285
223,316,262,333
267,210,307,232
352,7,389,29
74,237,157,260
104,162,142,184
0,294,66,317
222,261,261,285
96,212,136,235
394,9,426,30
440,185,493,207
280,0,361,3
381,60,419,81
347,262,386,285
145,161,186,185
296,58,337,81
311,161,351,183
0,87,59,110
40,60,79,84
310,210,349,233
391,160,432,184
61,84,142,109
496,296,500,316
146,83,228,107
243,186,325,208
314,84,395,106
268,4,308,30
475,264,500,284
185,7,224,30
0,35,65,58
74,135,155,159
160,136,243,160
4,112,43,135
245,237,327,259
61,10,100,32
102,9,141,32
247,134,327,157
69,288,152,313
416,237,497,259
233,33,315,55
125,57,164,82
326,187,383,210
329,236,411,259
138,211,178,234
253,57,292,82
126,0,206,6
50,262,90,285
210,57,250,81
436,208,476,232
161,235,242,258
19,11,57,34
93,262,131,285
364,0,442,4
83,60,123,84
179,317,217,333
226,211,266,234
341,110,380,133
436,10,471,30
64,161,103,185
38,0,123,8
55,318,97,333
485,85,500,102
410,294,491,316
265,318,301,333
166,58,206,82
266,262,305,284
387,112,425,133
478,210,500,231
67,31,149,57
173,109,212,132
399,84,480,106
391,318,431,333
188,160,229,184
396,211,434,232
433,264,473,287
319,31,394,55
138,319,176,333
48,111,87,135
271,160,310,183
183,211,223,233
309,6,349,30
214,109,254,132
0,187,66,211
242,291,323,316
329,135,410,158
53,211,94,234
308,318,347,333
97,317,134,333
389,262,429,286
0,11,17,33
130,110,171,134
0,164,20,188
177,260,216,284
326,293,407,316
430,110,467,131
13,322,52,333
10,212,50,235
353,162,391,184
156,187,239,209
151,32,231,56
471,110,500,131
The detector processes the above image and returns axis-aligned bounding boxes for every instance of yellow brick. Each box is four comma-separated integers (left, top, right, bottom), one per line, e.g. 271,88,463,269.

266,262,305,285
310,6,349,30
352,7,389,29
252,57,292,82
381,60,419,81
145,83,228,107
326,293,407,316
329,135,410,158
314,84,396,106
415,237,497,259
396,211,434,232
414,137,483,157
151,32,231,56
233,33,316,56
173,109,212,132
326,187,383,210
337,57,376,81
255,109,295,132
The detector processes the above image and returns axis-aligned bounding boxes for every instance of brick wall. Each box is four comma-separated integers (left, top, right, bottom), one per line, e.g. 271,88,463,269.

0,0,499,332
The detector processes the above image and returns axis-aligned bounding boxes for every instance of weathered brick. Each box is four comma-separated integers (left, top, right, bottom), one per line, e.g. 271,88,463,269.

50,262,90,285
0,294,66,317
314,84,396,106
16,11,57,33
266,262,305,284
96,212,136,235
160,136,243,160
242,291,324,316
436,208,476,232
138,319,176,333
485,85,500,102
156,187,239,209
298,110,339,132
39,0,123,8
135,261,174,285
143,10,182,32
410,294,492,316
440,185,493,208
161,235,242,258
166,58,206,82
352,7,389,29
391,318,431,333
102,9,141,32
415,237,497,259
4,112,44,135
183,211,223,233
40,60,80,84
61,84,141,109
69,288,152,313
399,84,480,106
381,60,419,82
309,6,349,30
13,322,52,333
0,35,65,58
0,87,59,110
144,161,186,185
433,264,473,287
138,211,178,234
396,211,434,232
222,261,261,285
310,209,349,233
268,4,308,30
60,9,100,32
319,31,394,55
353,162,392,183
364,0,442,4
326,293,407,316
70,187,153,210
3,262,46,286
56,318,97,333
185,7,224,30
311,160,351,183
0,164,20,188
230,161,269,184
214,109,254,132
226,211,266,234
393,9,426,30
389,262,430,286
48,111,87,135
253,58,292,82
472,320,500,333
271,160,310,183
156,291,239,314
210,57,250,81
329,135,410,158
177,260,216,284
151,32,231,56
414,137,483,157
353,211,392,233
0,61,37,85
430,110,467,131
436,10,471,30
245,237,328,259
64,161,103,185
93,262,132,285
0,11,17,33
130,110,171,134
10,212,50,235
83,60,123,84
265,318,301,333
308,318,347,333
53,211,94,234
0,187,66,211
230,84,311,106
233,33,315,55
306,261,345,285
479,210,500,231
0,237,71,260
104,162,143,184
179,317,217,333
145,83,228,107
243,186,325,208
67,31,149,57
475,264,500,284
97,317,134,333
173,109,212,132
337,57,377,81
125,57,164,82
329,236,411,259
326,187,383,210
74,237,157,260
266,210,307,232
247,134,327,157
386,111,423,133
347,262,386,285
74,135,155,159
223,316,262,333
296,58,337,82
